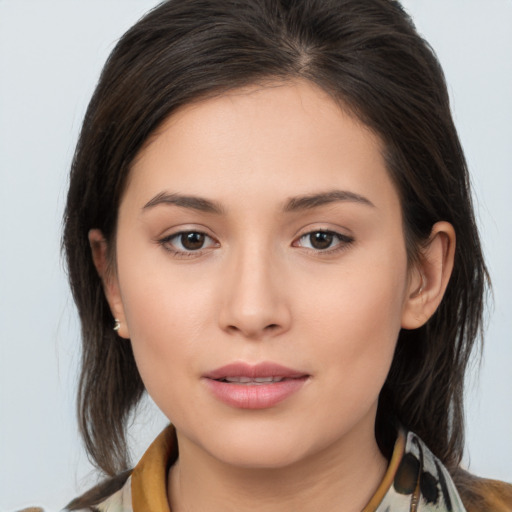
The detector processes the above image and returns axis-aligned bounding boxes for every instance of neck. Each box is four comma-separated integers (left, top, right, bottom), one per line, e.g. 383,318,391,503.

167,421,389,512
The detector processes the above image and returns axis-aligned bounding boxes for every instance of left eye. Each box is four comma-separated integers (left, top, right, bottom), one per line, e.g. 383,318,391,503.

296,231,352,251
163,231,217,252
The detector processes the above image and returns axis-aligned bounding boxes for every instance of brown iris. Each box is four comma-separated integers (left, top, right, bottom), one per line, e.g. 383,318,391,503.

181,232,205,250
309,231,335,250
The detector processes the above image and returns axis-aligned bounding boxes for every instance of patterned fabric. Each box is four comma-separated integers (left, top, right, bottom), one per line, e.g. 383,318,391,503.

83,426,467,512
18,427,512,512
374,432,467,511
93,480,133,512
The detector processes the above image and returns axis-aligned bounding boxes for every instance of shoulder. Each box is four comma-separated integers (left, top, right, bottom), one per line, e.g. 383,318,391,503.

64,470,133,512
397,431,512,512
401,431,468,510
454,469,512,512
16,473,132,512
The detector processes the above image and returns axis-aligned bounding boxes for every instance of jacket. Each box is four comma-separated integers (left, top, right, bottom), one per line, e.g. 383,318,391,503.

21,426,512,511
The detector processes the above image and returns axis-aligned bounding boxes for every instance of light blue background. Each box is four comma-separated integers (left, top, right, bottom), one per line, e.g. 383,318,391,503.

1,1,511,510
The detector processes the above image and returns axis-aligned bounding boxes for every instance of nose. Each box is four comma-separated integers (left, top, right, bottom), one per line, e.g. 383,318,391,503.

218,243,291,340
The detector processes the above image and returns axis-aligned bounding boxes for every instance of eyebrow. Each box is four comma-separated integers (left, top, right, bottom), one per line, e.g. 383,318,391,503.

142,192,225,214
284,190,375,211
142,189,374,215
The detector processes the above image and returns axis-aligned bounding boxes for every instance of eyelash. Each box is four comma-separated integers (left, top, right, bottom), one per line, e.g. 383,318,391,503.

158,229,354,258
158,231,219,258
293,230,354,254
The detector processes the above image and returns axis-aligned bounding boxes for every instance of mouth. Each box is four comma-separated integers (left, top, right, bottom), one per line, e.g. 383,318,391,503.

215,376,298,385
203,362,310,409
204,361,308,379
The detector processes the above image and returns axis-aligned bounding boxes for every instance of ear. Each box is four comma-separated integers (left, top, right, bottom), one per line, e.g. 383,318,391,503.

88,229,130,339
401,221,456,330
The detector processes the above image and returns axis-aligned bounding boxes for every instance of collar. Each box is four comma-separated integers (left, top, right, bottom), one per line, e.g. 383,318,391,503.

129,425,466,511
131,426,177,512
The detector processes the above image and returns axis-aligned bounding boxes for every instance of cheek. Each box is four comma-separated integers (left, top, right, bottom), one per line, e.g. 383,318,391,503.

120,276,216,424
115,242,216,395
123,280,209,351
299,249,408,388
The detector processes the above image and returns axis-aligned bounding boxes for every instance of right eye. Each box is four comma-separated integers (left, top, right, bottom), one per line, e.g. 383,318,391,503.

159,231,218,256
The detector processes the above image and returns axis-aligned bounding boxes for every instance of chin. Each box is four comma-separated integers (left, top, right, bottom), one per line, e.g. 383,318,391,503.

210,435,307,470
192,416,332,470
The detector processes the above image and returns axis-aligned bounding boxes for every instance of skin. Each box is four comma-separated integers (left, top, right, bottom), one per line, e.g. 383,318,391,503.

90,80,455,512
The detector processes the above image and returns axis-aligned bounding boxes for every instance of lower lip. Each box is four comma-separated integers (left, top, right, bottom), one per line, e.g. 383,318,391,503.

204,377,308,409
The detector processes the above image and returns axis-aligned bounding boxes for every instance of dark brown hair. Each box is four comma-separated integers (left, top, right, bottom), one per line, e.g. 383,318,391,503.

63,0,488,503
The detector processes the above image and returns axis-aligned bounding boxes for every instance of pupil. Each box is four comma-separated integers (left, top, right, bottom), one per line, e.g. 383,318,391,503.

311,232,333,250
182,232,205,250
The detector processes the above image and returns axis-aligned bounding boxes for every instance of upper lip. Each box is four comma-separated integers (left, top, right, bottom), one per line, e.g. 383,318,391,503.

203,362,308,380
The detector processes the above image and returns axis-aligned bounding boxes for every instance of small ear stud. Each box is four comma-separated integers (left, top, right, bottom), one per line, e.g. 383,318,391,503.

113,318,121,332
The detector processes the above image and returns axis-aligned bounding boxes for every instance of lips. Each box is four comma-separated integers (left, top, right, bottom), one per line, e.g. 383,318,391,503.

203,362,309,409
221,376,288,384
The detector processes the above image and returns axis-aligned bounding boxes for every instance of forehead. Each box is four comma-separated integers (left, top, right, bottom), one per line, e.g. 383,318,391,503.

125,80,398,215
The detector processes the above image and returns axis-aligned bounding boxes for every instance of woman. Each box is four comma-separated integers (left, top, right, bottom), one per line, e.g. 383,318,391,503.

55,0,511,510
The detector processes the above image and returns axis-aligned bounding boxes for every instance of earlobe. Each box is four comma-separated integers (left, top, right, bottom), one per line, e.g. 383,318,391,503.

88,229,130,339
401,221,456,330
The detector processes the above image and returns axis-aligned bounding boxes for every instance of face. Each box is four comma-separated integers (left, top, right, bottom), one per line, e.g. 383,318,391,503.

104,80,424,469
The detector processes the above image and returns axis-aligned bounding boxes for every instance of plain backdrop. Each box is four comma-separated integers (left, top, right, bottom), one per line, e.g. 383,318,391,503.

1,1,511,510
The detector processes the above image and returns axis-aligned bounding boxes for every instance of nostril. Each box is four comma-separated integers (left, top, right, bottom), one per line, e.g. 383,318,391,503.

225,323,281,337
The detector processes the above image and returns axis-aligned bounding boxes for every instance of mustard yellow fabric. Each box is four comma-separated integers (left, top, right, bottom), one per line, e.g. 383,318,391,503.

91,425,469,512
19,426,512,511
